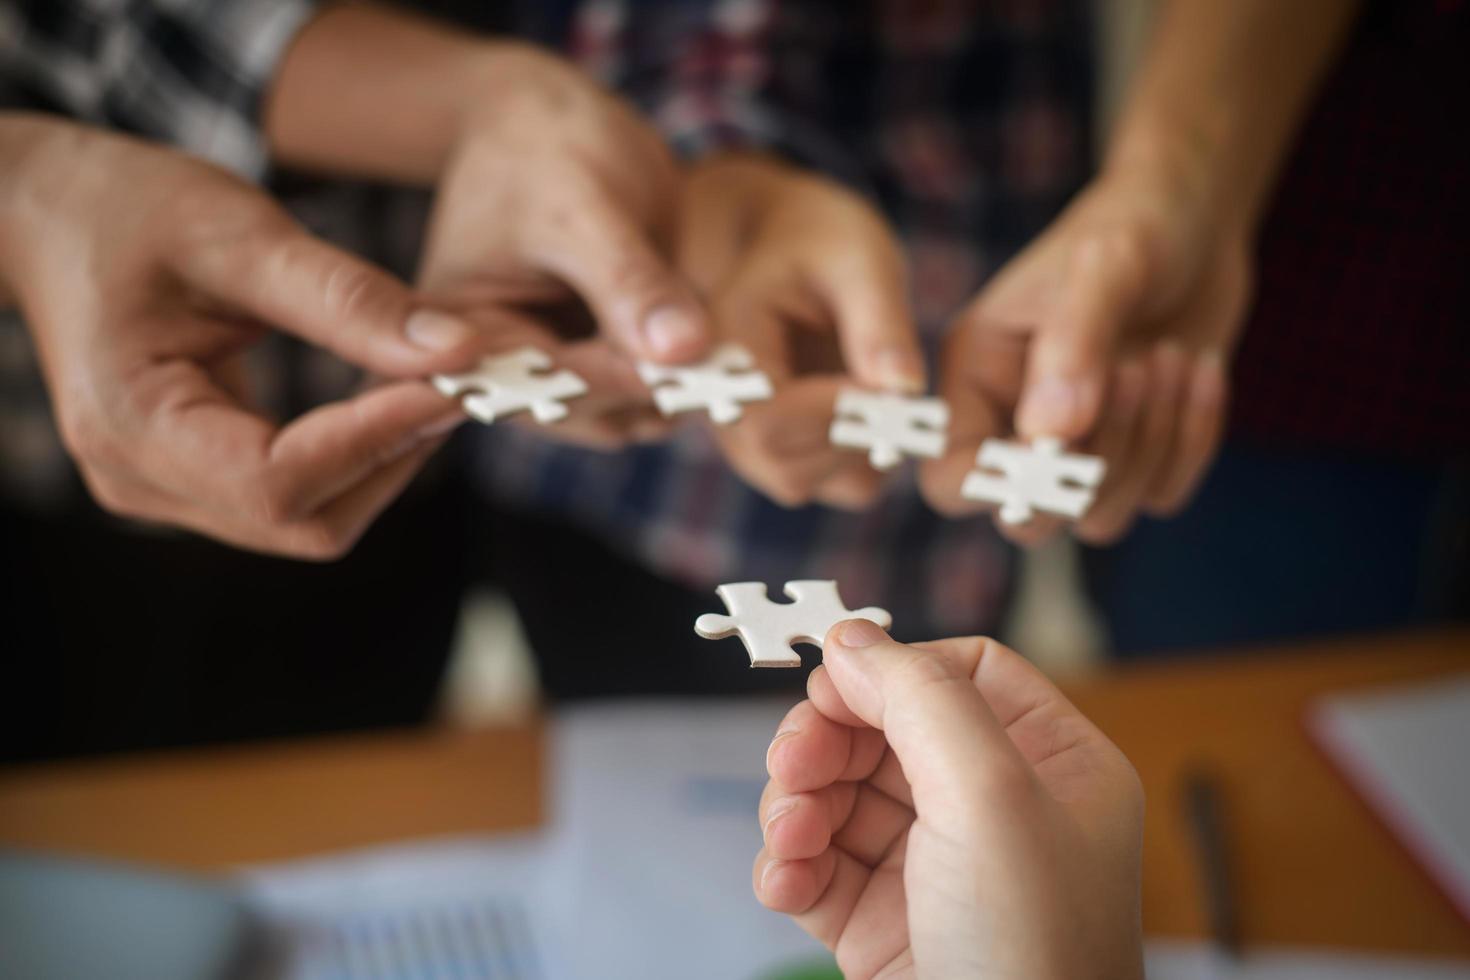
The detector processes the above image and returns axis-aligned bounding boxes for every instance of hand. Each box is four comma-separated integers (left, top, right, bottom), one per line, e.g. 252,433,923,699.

415,44,712,449
0,115,486,558
921,168,1249,544
674,154,927,509
755,621,1144,980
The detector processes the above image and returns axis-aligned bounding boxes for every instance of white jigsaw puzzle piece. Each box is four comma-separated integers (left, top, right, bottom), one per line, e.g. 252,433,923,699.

433,346,588,425
694,580,893,668
830,389,950,470
960,436,1105,525
637,343,774,424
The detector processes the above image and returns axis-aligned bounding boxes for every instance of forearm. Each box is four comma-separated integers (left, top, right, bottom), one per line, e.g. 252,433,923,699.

265,3,529,183
1105,0,1360,235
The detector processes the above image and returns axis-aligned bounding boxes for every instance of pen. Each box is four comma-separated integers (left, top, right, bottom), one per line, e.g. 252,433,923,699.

1183,766,1242,960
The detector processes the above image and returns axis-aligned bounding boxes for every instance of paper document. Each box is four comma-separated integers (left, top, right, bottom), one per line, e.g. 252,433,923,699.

540,700,833,980
1308,673,1470,923
242,836,562,978
243,700,835,980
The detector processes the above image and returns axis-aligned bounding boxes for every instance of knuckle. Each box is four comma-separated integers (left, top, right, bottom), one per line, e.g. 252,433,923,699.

252,469,308,527
55,407,105,464
1075,515,1126,547
319,257,393,326
284,520,355,563
172,181,290,257
218,212,298,278
923,487,973,521
605,251,674,306
81,471,137,518
766,476,813,509
976,755,1039,806
894,648,966,692
1143,486,1186,518
1091,225,1155,291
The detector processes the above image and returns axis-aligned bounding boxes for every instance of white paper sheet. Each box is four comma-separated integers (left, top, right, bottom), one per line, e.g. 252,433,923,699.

1308,673,1470,922
539,699,832,980
241,836,564,978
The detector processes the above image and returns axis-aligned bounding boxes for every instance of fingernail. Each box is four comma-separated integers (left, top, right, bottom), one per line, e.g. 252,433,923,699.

643,306,704,359
876,348,924,394
766,728,798,772
836,619,888,648
759,858,785,893
763,798,797,837
1018,377,1079,437
405,310,477,352
418,411,468,441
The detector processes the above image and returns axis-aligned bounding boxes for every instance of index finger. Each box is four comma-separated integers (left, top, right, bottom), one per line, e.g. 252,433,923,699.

532,189,712,364
804,214,926,393
817,626,1121,789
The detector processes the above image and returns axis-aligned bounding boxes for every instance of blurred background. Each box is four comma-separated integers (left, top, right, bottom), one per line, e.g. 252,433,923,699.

1,0,1467,978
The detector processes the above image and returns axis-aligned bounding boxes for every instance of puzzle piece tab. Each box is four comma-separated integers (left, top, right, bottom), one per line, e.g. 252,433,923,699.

637,343,773,424
433,347,587,425
694,580,892,668
830,389,950,470
960,437,1105,525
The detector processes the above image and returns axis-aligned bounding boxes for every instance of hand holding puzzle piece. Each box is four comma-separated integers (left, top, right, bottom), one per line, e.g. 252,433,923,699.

433,347,587,424
695,580,892,668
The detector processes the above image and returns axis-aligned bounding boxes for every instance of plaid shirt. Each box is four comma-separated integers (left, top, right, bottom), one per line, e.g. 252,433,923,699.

0,0,313,178
0,0,1095,638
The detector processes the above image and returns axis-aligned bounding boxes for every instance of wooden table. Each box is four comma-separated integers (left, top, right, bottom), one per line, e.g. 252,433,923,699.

2,630,1467,958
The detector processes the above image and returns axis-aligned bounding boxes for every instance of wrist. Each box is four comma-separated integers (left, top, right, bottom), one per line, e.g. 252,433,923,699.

1102,115,1250,241
267,6,546,183
1100,0,1360,246
0,113,83,302
446,42,593,160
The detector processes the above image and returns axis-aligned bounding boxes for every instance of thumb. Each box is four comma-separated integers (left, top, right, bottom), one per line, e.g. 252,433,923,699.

186,222,482,377
1015,232,1149,441
535,195,712,364
821,619,1034,814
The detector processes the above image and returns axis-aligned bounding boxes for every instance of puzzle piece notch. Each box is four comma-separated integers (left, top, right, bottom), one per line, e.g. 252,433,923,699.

830,389,951,470
694,580,893,668
960,436,1106,525
637,343,774,424
433,347,588,425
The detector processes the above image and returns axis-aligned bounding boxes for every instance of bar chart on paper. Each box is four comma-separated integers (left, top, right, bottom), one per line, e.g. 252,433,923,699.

283,896,545,979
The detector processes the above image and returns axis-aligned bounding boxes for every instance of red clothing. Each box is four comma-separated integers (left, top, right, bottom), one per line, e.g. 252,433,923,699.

1230,0,1470,457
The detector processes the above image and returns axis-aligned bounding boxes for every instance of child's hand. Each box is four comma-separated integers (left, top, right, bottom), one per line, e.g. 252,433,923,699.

920,169,1248,544
676,155,926,509
755,622,1144,980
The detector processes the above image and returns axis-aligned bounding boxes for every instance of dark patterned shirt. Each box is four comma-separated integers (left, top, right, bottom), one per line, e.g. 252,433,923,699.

1,0,1096,637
